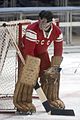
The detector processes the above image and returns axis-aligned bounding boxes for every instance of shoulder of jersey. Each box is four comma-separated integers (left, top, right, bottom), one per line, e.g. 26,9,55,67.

27,21,39,31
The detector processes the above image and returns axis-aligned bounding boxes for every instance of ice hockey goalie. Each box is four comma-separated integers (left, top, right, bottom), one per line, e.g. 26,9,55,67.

13,10,65,114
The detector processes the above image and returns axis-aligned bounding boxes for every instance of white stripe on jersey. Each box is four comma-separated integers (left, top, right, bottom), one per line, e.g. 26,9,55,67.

55,33,63,42
27,29,37,35
26,29,37,42
26,37,37,42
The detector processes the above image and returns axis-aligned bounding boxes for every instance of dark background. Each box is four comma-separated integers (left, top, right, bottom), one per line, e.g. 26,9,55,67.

0,0,80,7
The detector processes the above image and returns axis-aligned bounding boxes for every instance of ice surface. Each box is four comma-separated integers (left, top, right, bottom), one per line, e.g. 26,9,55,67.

0,49,80,120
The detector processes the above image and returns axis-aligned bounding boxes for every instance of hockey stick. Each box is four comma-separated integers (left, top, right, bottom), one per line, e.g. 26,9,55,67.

4,24,75,116
34,82,75,116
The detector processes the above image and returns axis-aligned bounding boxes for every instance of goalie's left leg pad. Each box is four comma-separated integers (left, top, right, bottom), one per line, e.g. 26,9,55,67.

41,71,65,109
49,56,65,109
20,55,41,86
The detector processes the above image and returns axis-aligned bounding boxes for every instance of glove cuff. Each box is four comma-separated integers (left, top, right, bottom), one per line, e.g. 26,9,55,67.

51,56,63,67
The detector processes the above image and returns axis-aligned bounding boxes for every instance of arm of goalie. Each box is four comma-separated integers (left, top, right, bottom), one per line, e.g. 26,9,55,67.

51,56,63,67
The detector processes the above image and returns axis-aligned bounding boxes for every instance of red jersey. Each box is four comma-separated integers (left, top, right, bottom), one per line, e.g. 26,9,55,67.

22,21,63,57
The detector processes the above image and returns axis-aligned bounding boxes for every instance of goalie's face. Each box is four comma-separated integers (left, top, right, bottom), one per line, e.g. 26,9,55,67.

39,18,52,31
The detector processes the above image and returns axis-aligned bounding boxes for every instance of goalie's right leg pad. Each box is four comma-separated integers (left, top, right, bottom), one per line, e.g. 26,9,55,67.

20,55,40,86
13,55,40,113
13,82,36,112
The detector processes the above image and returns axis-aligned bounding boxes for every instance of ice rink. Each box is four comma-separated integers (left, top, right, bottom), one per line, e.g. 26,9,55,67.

0,46,80,120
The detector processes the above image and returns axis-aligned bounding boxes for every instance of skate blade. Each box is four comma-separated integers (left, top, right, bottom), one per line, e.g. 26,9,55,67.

16,110,32,115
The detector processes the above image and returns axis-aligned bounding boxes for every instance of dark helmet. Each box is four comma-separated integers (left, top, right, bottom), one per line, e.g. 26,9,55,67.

39,10,53,22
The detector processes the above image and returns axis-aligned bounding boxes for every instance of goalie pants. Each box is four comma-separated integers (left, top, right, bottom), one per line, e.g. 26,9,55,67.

37,51,51,76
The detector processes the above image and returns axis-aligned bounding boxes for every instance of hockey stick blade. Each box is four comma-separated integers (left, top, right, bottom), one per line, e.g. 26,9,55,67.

51,107,75,116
